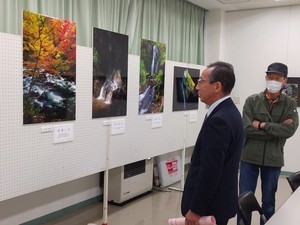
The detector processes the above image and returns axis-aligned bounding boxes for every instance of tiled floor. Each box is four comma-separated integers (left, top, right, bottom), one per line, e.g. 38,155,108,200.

44,175,292,225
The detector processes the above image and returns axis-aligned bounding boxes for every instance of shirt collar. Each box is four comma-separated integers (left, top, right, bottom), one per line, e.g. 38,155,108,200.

265,90,281,102
206,95,231,117
265,91,280,110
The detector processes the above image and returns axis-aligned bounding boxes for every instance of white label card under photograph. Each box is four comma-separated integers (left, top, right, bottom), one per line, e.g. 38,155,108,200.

189,111,198,123
53,124,74,144
41,125,53,133
111,119,125,135
152,114,163,128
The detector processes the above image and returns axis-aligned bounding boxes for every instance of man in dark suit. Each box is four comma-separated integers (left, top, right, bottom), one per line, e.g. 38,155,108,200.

181,61,244,225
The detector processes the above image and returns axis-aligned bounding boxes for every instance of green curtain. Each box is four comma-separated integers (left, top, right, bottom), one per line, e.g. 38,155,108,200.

0,0,205,64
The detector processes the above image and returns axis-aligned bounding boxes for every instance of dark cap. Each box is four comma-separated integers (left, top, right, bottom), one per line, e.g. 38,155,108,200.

266,62,288,77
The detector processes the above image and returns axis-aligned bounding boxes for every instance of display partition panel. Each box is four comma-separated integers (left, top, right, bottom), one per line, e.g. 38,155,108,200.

23,11,76,124
92,28,128,118
0,32,106,202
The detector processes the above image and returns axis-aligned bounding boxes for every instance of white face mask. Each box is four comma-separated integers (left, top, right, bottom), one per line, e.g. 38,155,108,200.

266,80,283,93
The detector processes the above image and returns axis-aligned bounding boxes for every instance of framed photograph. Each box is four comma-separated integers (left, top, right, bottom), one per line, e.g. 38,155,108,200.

172,66,199,111
92,28,128,118
23,11,76,124
139,39,166,115
282,77,300,107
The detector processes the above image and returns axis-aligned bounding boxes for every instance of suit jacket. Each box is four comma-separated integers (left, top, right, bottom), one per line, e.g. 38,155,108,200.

181,98,244,223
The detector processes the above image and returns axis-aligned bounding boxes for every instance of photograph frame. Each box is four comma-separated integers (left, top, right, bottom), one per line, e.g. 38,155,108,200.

23,10,77,124
92,27,128,118
172,66,199,112
138,39,166,115
283,77,300,107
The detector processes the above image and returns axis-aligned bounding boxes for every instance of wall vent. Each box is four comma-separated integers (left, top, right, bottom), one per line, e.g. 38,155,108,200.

124,160,146,179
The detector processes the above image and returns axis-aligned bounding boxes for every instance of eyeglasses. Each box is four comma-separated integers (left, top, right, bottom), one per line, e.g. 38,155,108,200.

197,77,209,84
197,77,216,84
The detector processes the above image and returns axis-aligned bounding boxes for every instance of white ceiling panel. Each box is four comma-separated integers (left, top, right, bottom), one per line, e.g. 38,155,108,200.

217,0,249,4
187,0,300,11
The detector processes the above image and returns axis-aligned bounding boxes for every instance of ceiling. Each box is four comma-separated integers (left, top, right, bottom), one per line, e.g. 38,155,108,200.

187,0,300,11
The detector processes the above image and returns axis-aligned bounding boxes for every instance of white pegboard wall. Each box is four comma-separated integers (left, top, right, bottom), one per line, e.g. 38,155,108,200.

0,32,24,200
0,33,106,201
0,32,206,202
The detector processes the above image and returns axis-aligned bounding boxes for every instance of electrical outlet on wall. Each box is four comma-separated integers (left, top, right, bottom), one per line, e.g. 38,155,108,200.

232,96,240,104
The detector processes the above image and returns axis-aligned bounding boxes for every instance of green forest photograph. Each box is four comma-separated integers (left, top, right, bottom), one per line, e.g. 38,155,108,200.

139,39,166,115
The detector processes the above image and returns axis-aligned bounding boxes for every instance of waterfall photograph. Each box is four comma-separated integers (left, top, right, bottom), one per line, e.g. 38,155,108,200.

139,39,166,115
92,28,128,118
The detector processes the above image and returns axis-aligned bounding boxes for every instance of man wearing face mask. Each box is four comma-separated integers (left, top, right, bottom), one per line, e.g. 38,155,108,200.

237,62,299,225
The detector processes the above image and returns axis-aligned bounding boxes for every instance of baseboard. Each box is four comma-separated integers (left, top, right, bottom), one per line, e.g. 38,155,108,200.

281,170,293,177
21,195,102,225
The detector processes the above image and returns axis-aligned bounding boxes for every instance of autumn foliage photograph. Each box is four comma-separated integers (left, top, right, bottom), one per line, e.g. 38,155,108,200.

23,10,76,124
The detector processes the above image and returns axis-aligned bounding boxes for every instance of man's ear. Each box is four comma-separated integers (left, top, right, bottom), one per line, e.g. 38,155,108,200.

214,81,222,93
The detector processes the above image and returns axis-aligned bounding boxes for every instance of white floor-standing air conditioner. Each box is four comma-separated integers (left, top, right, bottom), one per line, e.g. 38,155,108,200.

108,158,153,204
